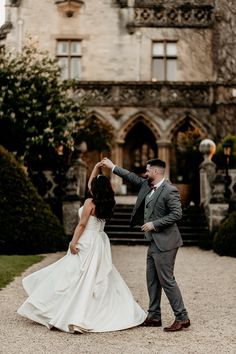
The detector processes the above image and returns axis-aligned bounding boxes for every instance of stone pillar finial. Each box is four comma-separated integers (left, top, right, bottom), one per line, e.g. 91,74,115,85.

199,139,216,206
199,139,216,164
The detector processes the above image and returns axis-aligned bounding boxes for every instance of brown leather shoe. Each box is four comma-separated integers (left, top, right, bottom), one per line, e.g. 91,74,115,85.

142,317,162,327
164,319,191,332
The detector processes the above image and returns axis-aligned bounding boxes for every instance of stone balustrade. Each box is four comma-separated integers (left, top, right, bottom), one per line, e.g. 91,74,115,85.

73,81,236,108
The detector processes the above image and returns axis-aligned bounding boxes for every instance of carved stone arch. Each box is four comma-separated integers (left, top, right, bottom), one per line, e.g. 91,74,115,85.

88,109,117,129
118,113,161,143
114,113,161,194
88,110,107,124
166,113,208,142
84,111,115,175
87,111,114,135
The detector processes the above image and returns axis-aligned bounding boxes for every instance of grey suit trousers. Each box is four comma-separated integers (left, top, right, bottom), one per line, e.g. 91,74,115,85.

146,240,188,321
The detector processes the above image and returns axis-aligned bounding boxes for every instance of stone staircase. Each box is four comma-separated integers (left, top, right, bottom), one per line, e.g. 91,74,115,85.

104,203,210,245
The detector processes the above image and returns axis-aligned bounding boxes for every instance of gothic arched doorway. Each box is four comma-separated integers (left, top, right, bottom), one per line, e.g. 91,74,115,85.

123,121,158,194
170,117,203,206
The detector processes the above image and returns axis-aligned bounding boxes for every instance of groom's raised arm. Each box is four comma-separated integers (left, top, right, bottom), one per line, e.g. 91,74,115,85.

102,158,144,187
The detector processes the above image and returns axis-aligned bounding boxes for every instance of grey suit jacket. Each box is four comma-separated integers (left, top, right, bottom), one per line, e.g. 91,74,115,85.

114,166,183,251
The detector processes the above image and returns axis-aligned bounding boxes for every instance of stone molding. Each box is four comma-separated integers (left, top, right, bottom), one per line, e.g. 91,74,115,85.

10,0,21,6
132,5,214,28
117,0,128,8
55,0,84,17
117,1,214,28
54,0,84,4
0,21,13,40
75,81,232,108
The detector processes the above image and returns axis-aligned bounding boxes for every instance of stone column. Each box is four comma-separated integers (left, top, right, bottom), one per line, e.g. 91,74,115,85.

62,144,87,237
157,140,171,180
207,175,229,231
110,139,125,194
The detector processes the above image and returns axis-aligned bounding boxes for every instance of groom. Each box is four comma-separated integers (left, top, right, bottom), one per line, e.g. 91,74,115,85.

102,157,190,332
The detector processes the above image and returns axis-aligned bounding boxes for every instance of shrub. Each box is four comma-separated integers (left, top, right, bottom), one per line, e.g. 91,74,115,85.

199,229,214,250
0,44,87,167
213,134,236,169
0,146,68,255
213,211,236,257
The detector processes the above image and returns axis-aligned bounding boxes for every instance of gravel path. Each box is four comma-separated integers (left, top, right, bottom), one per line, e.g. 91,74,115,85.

1,246,236,354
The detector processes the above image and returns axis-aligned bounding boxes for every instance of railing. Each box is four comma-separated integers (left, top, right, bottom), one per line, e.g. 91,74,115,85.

72,81,219,108
133,4,214,28
117,1,214,28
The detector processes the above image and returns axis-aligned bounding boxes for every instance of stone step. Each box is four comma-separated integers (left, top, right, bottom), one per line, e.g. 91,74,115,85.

107,218,209,227
106,230,207,241
106,204,209,245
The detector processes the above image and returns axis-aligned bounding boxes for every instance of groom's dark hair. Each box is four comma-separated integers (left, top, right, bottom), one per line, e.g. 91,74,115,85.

147,158,166,169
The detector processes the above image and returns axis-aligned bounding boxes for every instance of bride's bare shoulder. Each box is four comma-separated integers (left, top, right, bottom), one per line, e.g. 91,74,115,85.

83,198,96,214
84,198,94,206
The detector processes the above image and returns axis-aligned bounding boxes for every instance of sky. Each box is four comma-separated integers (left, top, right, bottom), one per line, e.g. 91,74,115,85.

0,0,5,26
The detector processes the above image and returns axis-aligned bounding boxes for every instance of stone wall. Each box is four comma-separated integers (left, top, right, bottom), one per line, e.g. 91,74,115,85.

4,0,213,82
214,0,236,82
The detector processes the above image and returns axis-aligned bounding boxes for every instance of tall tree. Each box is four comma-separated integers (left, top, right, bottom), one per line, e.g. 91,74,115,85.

0,44,87,169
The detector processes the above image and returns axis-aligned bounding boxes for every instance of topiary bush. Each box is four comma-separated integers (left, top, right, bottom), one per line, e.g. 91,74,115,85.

213,211,236,257
0,146,68,255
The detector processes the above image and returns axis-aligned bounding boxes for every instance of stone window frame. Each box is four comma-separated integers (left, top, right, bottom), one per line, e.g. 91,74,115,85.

56,39,82,80
152,40,178,82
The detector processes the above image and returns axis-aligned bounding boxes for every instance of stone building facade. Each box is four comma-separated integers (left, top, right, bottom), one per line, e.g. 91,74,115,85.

1,0,236,199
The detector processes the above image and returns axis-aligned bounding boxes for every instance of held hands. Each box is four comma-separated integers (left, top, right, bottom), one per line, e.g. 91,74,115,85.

141,222,155,232
94,161,103,169
70,242,79,254
101,158,115,170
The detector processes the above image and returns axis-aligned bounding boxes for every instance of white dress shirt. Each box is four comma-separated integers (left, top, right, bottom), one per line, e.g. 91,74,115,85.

149,178,165,197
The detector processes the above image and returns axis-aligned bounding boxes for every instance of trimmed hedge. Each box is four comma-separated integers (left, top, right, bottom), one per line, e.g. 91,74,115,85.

213,211,236,257
0,146,68,254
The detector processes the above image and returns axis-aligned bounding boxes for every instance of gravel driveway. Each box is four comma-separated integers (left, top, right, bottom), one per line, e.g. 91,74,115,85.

0,246,236,354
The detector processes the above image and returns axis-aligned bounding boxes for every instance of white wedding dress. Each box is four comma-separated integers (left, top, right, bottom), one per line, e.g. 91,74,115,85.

17,207,146,333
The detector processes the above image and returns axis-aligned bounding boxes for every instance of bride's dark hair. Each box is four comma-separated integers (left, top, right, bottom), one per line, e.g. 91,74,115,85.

91,175,116,220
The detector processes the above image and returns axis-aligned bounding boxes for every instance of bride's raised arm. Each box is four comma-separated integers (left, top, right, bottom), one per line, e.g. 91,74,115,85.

87,161,103,191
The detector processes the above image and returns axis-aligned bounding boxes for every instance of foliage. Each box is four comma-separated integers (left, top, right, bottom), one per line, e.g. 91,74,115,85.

0,43,115,216
213,211,236,257
174,126,203,184
213,134,236,169
199,228,214,250
0,43,87,170
74,115,114,152
176,127,202,154
0,145,68,255
0,255,44,289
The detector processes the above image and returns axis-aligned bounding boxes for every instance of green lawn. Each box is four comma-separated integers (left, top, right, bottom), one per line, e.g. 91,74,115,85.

0,255,44,289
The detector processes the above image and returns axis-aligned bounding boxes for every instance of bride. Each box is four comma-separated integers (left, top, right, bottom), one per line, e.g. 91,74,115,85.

17,162,146,333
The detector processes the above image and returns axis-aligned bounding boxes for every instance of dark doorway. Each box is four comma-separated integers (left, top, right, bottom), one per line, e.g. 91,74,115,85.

123,121,158,194
170,119,202,206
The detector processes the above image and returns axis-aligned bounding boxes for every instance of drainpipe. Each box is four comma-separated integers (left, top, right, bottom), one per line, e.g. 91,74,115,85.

5,0,11,22
17,17,24,52
136,30,142,81
17,0,24,53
